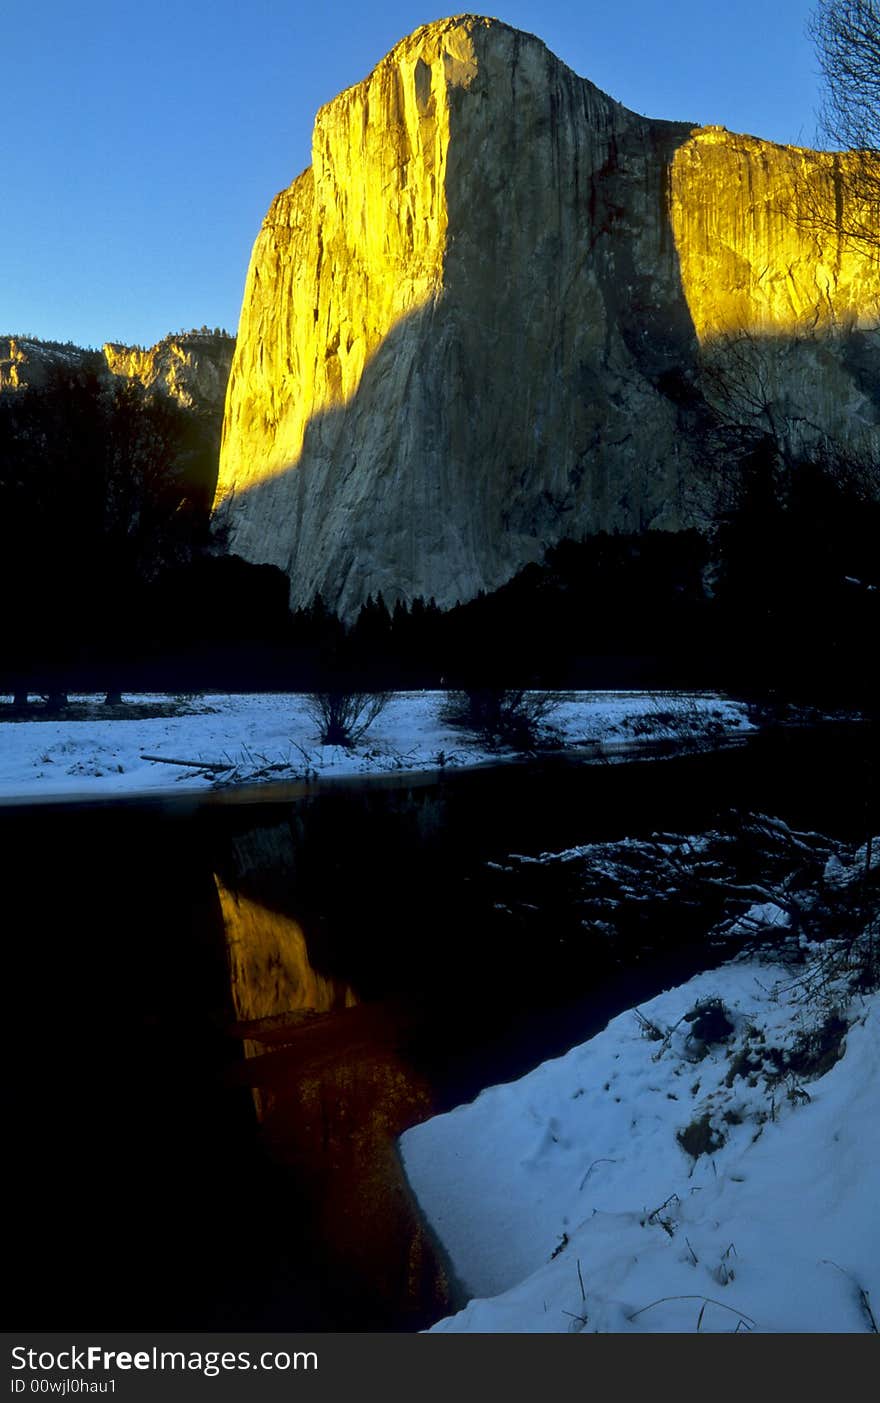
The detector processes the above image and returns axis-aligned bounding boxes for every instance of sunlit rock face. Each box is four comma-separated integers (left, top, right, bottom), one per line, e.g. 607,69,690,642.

1,337,35,389
103,333,235,412
215,14,880,618
1,333,235,419
671,128,879,340
671,128,880,466
0,336,94,390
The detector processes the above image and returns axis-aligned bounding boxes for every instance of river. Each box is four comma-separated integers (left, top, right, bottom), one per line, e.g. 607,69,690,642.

3,722,874,1330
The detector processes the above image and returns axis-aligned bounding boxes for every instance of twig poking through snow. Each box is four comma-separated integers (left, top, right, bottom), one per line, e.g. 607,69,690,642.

579,1157,618,1190
628,1295,756,1329
633,1007,665,1041
820,1261,879,1333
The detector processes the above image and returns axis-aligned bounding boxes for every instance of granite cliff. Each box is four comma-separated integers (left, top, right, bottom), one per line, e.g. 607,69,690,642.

102,332,234,413
1,332,234,414
0,337,97,391
214,15,880,617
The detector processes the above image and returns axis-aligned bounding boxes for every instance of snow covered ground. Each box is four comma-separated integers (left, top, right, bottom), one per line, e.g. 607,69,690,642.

401,927,880,1334
0,690,752,803
4,687,873,1334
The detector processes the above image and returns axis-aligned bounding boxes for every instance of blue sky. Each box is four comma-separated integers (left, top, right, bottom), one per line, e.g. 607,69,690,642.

1,1,822,349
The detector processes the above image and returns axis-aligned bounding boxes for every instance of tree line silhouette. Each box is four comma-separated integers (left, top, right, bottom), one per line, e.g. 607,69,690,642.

1,358,878,705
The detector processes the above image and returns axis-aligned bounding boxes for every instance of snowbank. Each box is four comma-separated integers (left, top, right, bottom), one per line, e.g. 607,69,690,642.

0,690,751,803
401,953,880,1333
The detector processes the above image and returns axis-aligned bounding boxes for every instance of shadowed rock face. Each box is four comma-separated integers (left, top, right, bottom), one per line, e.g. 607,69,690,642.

215,14,880,619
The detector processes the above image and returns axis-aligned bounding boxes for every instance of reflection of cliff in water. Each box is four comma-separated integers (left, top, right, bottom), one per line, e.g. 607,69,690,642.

213,820,455,1327
231,994,453,1328
204,727,880,1327
212,788,451,1000
9,725,873,1329
218,877,357,1021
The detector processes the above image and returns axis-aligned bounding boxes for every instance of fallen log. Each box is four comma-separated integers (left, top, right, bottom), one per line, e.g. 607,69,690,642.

140,753,233,772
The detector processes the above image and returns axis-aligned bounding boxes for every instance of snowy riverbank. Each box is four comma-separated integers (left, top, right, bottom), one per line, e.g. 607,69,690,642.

401,894,880,1333
0,690,753,803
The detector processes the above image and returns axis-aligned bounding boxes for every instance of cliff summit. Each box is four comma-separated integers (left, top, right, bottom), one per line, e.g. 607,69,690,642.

214,15,880,617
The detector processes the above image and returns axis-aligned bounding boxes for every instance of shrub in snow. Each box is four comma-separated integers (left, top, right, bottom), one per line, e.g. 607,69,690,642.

440,688,566,751
618,695,742,750
684,997,735,1046
303,690,390,747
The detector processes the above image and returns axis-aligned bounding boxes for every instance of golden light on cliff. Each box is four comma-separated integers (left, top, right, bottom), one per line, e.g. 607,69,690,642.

217,106,880,510
212,18,880,619
670,127,880,343
214,27,468,504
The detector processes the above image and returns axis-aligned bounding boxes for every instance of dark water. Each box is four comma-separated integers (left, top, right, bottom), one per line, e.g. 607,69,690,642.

2,723,875,1331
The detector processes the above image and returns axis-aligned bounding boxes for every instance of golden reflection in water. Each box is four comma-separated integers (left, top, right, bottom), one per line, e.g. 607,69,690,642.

214,875,451,1324
214,876,356,1113
256,1036,451,1326
215,876,357,1024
